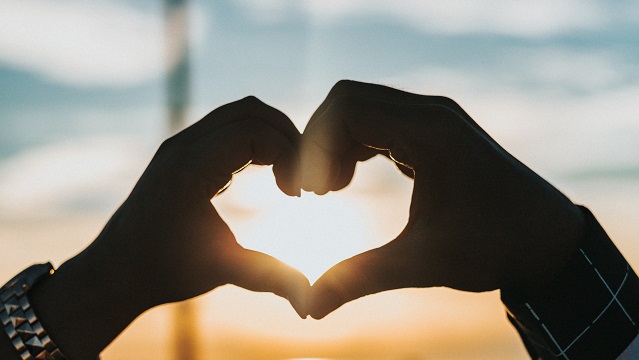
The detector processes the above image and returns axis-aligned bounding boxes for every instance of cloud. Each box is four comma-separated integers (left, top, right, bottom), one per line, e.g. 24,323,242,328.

239,0,607,37
379,63,639,180
0,0,205,86
234,0,296,24
0,136,153,220
502,48,634,92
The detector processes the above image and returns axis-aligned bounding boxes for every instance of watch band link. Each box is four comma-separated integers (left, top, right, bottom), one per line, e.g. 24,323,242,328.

1,263,66,360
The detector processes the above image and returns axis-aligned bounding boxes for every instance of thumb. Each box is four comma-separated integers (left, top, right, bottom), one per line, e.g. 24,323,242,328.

308,234,420,319
227,248,311,319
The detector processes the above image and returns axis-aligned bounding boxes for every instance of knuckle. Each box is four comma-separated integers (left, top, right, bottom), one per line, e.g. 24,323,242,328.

158,136,178,154
155,137,187,166
329,79,358,97
239,95,263,109
157,136,189,167
431,95,461,112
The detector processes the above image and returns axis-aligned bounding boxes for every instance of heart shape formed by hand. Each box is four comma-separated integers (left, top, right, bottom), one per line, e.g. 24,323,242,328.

208,79,589,325
213,158,412,285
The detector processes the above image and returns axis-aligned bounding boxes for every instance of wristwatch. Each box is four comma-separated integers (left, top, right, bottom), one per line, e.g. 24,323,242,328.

0,263,67,360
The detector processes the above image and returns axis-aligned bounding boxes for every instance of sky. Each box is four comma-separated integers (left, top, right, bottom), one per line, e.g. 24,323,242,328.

1,1,639,359
1,0,639,220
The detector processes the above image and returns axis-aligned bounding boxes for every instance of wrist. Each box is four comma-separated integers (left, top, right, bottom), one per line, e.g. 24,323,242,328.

501,206,639,359
28,242,149,359
503,201,586,293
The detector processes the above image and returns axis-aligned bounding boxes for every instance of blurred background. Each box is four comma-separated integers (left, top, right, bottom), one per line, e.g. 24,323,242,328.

1,0,639,358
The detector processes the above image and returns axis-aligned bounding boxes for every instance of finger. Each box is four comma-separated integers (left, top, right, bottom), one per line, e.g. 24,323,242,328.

304,80,428,131
228,248,311,319
305,81,508,176
395,162,415,179
300,96,422,194
298,140,375,195
327,145,385,192
306,80,484,138
302,80,471,194
308,232,426,319
186,118,299,197
173,96,301,147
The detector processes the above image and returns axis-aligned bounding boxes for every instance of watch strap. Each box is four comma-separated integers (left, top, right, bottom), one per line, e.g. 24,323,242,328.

1,263,67,360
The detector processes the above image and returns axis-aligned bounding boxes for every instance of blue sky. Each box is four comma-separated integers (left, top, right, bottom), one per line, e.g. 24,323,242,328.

1,0,639,219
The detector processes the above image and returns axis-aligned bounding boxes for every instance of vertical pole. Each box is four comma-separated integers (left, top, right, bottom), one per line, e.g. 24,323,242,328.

165,0,191,135
165,0,199,359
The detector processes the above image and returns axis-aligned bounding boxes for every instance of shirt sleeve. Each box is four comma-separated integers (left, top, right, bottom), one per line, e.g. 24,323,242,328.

501,206,639,359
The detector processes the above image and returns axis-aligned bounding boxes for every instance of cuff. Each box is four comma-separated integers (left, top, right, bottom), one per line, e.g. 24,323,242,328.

501,206,639,359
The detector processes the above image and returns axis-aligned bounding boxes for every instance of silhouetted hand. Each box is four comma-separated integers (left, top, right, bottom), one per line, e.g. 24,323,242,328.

298,80,585,319
91,96,309,310
25,97,310,359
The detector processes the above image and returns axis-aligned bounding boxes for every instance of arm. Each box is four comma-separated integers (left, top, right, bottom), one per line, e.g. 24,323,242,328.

298,80,639,358
0,96,310,360
503,206,639,359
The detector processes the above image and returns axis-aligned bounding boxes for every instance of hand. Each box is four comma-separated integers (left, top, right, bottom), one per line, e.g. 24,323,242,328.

26,97,310,359
91,96,308,309
298,80,585,319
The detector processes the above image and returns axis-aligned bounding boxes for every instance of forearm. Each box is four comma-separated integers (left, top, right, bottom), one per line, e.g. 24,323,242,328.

28,256,129,358
502,206,639,359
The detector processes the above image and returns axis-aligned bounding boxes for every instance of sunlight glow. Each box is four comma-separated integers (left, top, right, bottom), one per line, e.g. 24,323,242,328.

214,166,373,284
245,192,369,284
